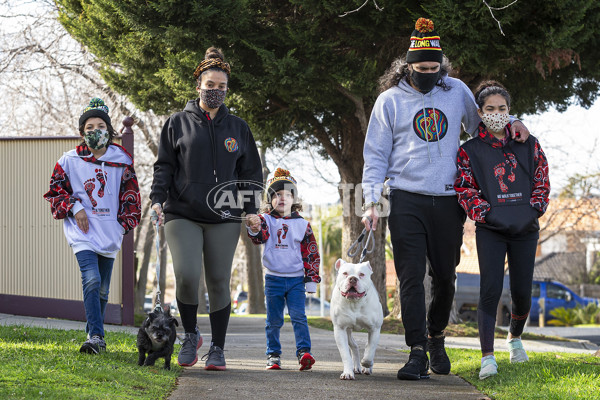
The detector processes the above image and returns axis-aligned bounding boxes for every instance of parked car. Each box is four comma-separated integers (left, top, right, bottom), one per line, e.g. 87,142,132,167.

143,295,154,313
529,280,600,323
454,272,511,326
233,291,248,312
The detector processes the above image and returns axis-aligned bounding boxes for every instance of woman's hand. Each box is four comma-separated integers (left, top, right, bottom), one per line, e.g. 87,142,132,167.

75,209,89,234
362,207,379,231
245,214,261,233
511,120,530,143
151,203,164,226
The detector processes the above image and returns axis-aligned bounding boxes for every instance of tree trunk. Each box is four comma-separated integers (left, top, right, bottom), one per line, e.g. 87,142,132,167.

242,229,265,314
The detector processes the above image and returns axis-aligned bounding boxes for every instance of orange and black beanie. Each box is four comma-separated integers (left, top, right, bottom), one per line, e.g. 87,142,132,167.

406,18,443,64
266,168,298,202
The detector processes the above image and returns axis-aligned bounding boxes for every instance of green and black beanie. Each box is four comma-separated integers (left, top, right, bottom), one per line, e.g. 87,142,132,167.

406,18,443,64
79,97,112,128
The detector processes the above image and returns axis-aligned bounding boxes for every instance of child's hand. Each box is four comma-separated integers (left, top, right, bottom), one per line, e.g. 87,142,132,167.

75,209,89,234
246,214,261,233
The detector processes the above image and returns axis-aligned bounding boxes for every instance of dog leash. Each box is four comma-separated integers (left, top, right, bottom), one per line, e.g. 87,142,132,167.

347,217,375,263
150,209,163,312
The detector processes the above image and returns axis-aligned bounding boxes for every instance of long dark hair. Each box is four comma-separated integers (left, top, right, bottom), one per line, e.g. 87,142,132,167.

378,55,453,94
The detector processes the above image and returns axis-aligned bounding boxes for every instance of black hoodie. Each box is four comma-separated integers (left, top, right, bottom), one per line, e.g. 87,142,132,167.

150,99,263,223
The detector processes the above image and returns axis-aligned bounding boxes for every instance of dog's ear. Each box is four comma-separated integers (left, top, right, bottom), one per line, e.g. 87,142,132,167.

365,261,373,272
169,317,179,327
335,258,344,271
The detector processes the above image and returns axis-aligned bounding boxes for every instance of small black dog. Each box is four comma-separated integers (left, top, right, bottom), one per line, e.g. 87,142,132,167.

137,307,178,370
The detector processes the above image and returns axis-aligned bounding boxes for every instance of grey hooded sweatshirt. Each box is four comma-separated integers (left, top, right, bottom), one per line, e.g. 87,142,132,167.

362,76,480,203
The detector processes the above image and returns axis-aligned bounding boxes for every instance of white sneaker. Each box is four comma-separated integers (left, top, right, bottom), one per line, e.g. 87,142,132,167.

479,355,498,380
507,338,529,363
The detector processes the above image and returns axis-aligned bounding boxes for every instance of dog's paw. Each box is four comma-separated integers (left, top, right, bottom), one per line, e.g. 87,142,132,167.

353,366,362,374
361,366,373,375
340,371,355,380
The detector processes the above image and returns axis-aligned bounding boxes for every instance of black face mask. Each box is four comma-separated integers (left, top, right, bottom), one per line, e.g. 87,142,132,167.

410,70,441,93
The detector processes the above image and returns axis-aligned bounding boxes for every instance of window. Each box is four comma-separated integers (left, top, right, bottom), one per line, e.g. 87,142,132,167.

546,283,567,300
531,283,540,298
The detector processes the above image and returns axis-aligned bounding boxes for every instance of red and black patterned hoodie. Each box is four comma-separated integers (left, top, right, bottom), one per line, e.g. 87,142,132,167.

247,210,321,291
43,144,141,258
454,122,550,235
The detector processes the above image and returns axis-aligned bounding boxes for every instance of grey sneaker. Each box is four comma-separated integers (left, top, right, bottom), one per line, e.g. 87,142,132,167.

202,345,226,371
266,353,281,370
178,327,203,367
80,335,104,354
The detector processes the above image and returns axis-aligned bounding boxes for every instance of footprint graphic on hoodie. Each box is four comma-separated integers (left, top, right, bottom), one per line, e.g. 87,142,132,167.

281,224,289,239
95,169,106,198
84,178,97,207
277,228,282,244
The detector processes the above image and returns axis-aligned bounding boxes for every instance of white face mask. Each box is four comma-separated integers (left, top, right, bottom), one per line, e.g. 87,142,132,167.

480,112,510,133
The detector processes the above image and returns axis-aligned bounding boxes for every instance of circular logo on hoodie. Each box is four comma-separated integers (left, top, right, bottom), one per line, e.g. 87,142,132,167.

224,137,238,152
412,108,448,142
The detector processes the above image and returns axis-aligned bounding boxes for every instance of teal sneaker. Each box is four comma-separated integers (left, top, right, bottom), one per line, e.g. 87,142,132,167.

479,355,498,380
508,338,529,363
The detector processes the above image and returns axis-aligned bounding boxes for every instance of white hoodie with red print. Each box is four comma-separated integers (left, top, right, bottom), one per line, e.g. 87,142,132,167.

44,144,141,258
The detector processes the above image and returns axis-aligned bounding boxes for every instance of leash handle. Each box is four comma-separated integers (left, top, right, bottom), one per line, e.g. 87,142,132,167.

347,217,375,262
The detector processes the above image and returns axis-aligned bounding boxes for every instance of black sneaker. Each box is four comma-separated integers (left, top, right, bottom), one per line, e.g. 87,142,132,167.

428,335,451,374
397,348,430,380
80,335,104,354
266,353,281,370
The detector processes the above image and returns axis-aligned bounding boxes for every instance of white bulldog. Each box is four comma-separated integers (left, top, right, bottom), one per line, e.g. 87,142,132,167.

330,259,383,380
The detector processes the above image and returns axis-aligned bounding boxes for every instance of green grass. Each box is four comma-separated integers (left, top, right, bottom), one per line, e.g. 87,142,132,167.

0,325,180,400
446,348,600,400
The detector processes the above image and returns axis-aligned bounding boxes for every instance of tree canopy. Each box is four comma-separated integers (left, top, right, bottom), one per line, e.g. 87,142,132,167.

56,0,599,131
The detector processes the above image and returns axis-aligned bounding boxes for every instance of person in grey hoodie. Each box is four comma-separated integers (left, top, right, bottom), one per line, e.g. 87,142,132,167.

150,47,263,371
361,18,530,381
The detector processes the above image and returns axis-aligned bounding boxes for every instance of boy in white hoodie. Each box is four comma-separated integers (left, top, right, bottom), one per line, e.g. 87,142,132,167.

44,98,141,354
246,168,321,371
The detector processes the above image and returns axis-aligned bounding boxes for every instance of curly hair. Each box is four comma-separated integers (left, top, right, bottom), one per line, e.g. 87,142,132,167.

378,55,454,94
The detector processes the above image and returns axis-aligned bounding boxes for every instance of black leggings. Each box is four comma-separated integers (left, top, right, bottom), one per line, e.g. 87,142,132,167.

388,190,466,348
476,227,539,354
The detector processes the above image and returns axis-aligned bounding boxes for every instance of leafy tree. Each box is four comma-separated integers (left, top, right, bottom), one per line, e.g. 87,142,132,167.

55,0,600,314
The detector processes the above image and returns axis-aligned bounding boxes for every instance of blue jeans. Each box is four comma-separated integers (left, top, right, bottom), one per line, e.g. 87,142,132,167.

265,275,311,357
75,250,114,338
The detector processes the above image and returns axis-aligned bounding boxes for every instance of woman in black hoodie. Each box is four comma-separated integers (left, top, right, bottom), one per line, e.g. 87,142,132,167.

150,47,263,370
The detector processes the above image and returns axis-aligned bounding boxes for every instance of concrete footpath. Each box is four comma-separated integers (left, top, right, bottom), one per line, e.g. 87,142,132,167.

1,313,598,400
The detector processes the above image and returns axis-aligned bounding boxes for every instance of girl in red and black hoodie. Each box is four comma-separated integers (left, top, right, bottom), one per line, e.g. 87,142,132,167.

454,81,550,380
44,98,141,355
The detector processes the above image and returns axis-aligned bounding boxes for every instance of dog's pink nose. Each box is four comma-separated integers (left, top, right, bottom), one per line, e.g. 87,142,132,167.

349,276,358,284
